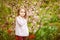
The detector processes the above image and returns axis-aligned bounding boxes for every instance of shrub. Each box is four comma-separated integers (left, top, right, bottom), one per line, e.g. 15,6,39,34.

34,26,58,40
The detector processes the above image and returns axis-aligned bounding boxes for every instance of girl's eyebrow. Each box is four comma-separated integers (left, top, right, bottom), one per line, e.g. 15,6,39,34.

21,11,25,12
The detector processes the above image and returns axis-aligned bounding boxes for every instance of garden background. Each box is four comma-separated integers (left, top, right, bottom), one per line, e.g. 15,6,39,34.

0,0,60,40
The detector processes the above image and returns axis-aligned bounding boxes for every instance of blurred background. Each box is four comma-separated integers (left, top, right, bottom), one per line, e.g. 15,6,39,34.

0,0,60,40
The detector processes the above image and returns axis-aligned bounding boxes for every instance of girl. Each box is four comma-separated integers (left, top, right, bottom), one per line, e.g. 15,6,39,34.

15,7,29,40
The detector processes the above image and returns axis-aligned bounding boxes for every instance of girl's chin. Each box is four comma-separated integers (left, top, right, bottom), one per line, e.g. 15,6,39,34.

21,15,25,17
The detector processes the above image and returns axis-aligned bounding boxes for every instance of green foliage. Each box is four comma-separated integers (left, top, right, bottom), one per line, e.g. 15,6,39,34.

49,15,58,23
0,0,60,40
35,26,58,40
0,28,15,40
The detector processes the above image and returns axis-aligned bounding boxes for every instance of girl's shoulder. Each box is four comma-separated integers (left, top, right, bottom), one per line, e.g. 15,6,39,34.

15,16,20,20
15,16,18,19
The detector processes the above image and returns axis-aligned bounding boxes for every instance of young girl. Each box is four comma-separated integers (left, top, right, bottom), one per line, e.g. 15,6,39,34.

15,7,29,40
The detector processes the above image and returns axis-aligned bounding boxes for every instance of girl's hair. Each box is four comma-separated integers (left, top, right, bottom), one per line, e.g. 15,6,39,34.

17,7,27,19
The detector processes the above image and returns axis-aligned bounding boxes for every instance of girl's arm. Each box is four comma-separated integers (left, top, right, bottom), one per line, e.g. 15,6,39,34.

16,17,24,26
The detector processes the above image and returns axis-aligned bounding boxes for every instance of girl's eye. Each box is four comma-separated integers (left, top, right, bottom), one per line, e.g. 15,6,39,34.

20,11,25,13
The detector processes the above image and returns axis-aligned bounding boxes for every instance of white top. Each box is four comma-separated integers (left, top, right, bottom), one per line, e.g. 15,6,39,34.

15,16,29,36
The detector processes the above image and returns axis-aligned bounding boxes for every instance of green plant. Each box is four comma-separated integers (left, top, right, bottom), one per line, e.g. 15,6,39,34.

0,28,15,40
35,26,58,40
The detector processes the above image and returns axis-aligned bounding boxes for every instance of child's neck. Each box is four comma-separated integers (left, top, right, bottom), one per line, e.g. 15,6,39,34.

19,16,25,19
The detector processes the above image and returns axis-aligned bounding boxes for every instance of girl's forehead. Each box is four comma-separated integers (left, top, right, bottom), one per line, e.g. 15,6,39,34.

20,9,25,11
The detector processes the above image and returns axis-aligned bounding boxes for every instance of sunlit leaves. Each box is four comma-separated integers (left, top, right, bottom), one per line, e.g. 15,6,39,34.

0,0,60,40
35,26,58,40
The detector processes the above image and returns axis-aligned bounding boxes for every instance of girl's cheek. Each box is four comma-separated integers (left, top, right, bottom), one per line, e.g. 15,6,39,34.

21,13,25,16
21,13,25,15
23,13,25,15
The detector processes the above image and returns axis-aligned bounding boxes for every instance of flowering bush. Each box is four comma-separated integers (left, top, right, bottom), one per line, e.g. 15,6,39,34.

0,0,60,40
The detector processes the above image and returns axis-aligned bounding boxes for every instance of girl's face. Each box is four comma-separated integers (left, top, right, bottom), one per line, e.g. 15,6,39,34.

19,9,25,17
